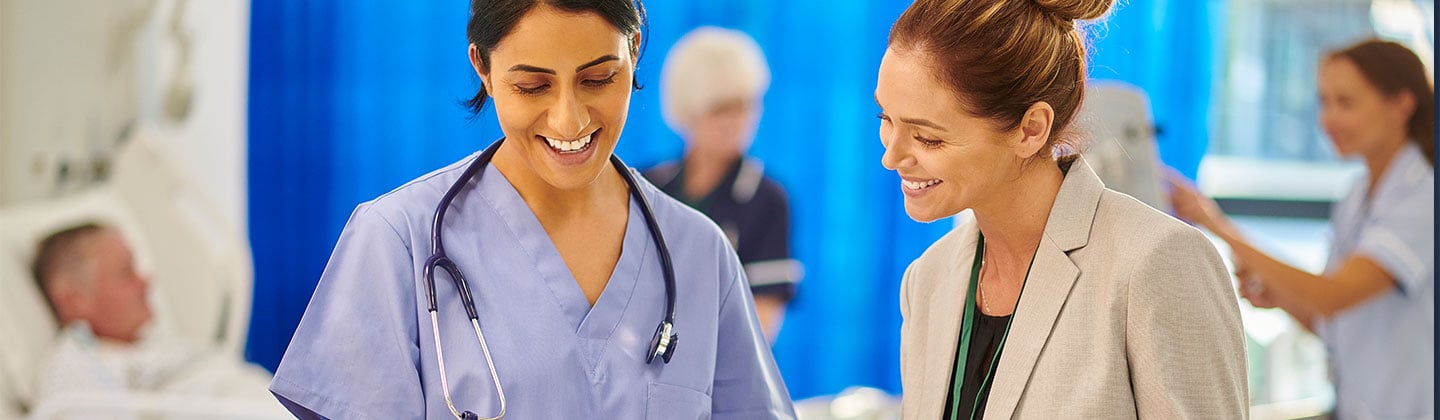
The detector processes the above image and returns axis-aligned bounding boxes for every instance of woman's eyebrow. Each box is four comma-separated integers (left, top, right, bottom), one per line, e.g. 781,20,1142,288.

877,96,948,132
506,55,620,75
508,64,555,74
575,55,619,72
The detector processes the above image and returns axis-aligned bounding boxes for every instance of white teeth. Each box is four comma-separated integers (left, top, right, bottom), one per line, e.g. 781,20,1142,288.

903,179,941,190
544,134,593,153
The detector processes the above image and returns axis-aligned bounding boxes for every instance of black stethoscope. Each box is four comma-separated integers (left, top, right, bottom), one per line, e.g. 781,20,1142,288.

422,139,679,420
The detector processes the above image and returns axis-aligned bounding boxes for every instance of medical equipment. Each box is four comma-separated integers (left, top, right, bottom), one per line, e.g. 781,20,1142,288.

1075,80,1168,213
424,139,680,420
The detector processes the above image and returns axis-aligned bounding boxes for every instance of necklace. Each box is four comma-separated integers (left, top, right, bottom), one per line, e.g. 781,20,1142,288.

979,257,992,314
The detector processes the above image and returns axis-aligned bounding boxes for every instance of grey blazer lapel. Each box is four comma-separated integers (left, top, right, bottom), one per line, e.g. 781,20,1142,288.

983,157,1104,418
982,238,1080,418
917,220,979,420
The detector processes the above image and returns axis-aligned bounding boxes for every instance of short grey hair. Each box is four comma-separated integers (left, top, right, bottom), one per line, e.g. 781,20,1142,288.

660,26,770,134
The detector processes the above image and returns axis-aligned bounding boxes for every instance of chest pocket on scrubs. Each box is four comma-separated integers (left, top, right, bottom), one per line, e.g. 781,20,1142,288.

646,382,712,420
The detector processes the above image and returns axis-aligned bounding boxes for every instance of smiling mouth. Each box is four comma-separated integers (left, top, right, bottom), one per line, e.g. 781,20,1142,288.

540,131,595,154
903,178,942,191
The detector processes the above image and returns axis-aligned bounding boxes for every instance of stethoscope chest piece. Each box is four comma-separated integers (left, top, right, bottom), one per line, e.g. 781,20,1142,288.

647,321,678,363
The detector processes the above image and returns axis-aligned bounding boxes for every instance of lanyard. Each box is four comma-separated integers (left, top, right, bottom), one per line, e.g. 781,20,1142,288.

948,234,1036,420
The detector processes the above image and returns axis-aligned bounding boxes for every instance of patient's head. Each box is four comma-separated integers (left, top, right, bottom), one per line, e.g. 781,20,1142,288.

31,223,153,343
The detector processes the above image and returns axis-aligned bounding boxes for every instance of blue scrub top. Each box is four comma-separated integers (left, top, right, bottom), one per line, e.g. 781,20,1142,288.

1318,142,1434,420
270,151,796,419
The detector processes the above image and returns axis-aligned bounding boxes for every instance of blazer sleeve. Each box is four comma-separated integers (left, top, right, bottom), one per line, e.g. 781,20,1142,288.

897,261,918,419
898,262,915,362
1125,226,1250,419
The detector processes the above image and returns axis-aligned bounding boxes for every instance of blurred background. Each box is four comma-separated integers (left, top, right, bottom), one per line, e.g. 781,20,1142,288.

0,0,1432,419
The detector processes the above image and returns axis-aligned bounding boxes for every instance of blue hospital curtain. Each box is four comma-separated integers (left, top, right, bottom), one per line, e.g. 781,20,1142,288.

247,0,1220,400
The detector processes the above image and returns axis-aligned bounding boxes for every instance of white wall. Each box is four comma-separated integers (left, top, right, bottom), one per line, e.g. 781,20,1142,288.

0,0,250,232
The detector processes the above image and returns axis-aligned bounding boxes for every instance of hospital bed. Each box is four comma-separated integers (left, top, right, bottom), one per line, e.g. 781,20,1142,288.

0,133,280,419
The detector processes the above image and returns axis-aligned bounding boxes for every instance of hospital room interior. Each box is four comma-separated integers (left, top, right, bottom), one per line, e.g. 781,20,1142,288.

0,0,1433,419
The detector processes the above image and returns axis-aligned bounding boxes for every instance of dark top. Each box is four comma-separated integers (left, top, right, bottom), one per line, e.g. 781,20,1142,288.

644,157,800,300
942,302,1012,420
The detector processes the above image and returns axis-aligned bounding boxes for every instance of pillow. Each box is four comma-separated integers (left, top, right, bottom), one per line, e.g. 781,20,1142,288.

106,133,253,358
0,249,43,417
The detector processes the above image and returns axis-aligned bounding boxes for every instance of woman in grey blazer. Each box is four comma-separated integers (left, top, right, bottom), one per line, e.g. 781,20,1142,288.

874,0,1249,418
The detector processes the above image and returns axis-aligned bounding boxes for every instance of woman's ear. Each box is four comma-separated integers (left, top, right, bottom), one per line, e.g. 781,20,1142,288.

48,278,91,321
469,44,490,92
1391,89,1417,122
1015,101,1054,159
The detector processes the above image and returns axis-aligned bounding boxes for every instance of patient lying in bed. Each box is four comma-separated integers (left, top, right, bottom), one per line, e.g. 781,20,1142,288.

27,223,282,418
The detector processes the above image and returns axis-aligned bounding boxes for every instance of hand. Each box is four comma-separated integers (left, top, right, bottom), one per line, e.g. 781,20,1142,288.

1235,260,1279,309
1163,168,1228,232
1240,280,1280,309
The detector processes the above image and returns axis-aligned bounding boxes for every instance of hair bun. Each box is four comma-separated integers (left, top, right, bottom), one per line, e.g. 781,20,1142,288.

1031,0,1114,21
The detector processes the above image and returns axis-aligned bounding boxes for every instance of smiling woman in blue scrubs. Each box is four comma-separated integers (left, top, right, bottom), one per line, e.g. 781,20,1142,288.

267,1,795,418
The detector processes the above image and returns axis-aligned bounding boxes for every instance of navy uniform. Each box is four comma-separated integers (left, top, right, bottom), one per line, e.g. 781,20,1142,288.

645,158,802,300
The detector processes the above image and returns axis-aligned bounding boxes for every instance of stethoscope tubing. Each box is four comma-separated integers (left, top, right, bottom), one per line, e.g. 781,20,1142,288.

422,139,679,419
